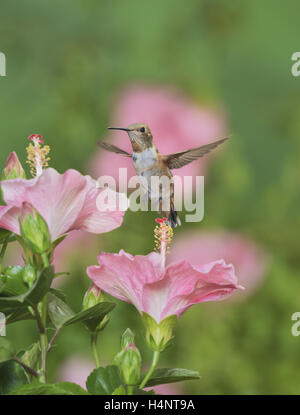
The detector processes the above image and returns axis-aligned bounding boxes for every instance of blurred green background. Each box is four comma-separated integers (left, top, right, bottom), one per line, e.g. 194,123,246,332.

1,0,300,394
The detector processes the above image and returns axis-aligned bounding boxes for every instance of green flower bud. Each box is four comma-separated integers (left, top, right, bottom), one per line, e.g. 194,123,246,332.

82,284,103,310
82,284,110,332
113,343,142,386
18,202,51,254
22,264,36,288
121,328,135,350
142,312,178,352
2,152,26,180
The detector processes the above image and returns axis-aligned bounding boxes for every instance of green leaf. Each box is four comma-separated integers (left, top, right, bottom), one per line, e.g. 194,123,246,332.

0,229,11,243
49,288,67,302
53,271,70,279
0,229,16,244
47,291,115,332
21,342,40,379
64,301,116,331
47,293,115,332
0,338,15,364
8,384,62,395
23,266,54,305
134,388,156,395
51,234,68,250
86,365,122,395
53,382,90,395
6,308,35,325
8,382,89,395
145,368,201,387
112,385,126,395
0,266,28,296
0,266,54,313
47,292,75,328
0,360,28,394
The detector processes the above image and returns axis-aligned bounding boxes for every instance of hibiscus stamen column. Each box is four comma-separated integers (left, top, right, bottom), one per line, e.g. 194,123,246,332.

139,218,173,390
154,217,173,271
26,134,50,177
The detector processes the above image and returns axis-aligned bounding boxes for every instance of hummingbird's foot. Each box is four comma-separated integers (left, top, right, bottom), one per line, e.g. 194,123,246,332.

166,210,181,228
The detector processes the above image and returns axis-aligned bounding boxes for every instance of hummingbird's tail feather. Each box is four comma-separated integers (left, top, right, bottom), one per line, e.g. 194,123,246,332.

166,209,181,228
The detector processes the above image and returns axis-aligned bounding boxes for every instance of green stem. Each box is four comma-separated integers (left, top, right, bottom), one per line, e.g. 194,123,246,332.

0,236,9,264
39,252,49,383
139,350,160,390
13,357,39,378
41,252,49,268
127,385,134,395
47,327,61,352
91,332,100,368
33,305,45,334
39,329,48,383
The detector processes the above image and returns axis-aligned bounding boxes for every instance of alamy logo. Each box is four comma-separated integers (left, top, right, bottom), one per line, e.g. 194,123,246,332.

291,312,300,336
0,52,6,76
291,52,300,77
0,312,6,336
95,169,205,224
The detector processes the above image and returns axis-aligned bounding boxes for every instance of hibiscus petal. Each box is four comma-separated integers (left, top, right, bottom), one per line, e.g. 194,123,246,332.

160,260,243,319
0,205,21,234
87,250,163,314
71,177,128,234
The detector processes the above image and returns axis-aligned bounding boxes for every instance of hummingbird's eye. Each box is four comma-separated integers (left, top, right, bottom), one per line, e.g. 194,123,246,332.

140,127,145,133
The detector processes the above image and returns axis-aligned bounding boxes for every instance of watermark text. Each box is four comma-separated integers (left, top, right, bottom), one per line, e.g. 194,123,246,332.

0,312,6,336
291,52,300,77
291,312,300,336
95,168,204,224
0,52,6,76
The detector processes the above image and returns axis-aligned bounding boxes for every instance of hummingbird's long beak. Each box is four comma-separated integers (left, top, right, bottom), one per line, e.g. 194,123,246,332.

107,127,131,132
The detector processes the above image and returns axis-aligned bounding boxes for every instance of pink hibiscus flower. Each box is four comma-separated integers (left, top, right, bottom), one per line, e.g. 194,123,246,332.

87,249,243,325
0,167,128,242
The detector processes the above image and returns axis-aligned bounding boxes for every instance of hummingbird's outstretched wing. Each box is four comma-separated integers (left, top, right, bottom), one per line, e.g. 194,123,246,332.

97,141,132,157
165,137,229,169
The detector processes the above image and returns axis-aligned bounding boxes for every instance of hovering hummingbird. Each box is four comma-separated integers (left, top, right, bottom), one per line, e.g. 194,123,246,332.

98,123,228,228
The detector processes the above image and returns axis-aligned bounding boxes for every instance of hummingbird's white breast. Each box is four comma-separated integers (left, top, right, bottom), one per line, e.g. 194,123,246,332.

132,147,159,200
132,147,172,212
132,147,157,175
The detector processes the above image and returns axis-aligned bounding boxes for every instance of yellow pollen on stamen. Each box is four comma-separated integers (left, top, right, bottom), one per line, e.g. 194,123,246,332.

26,137,50,177
154,219,173,254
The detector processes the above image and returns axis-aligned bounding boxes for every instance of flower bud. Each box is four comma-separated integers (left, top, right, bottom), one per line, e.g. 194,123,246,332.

22,264,36,288
82,284,110,332
82,284,104,310
18,202,51,254
142,312,178,352
2,152,26,180
121,328,135,350
113,342,141,386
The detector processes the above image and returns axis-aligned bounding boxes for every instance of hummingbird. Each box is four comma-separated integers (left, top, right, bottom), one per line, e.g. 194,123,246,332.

98,123,228,228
